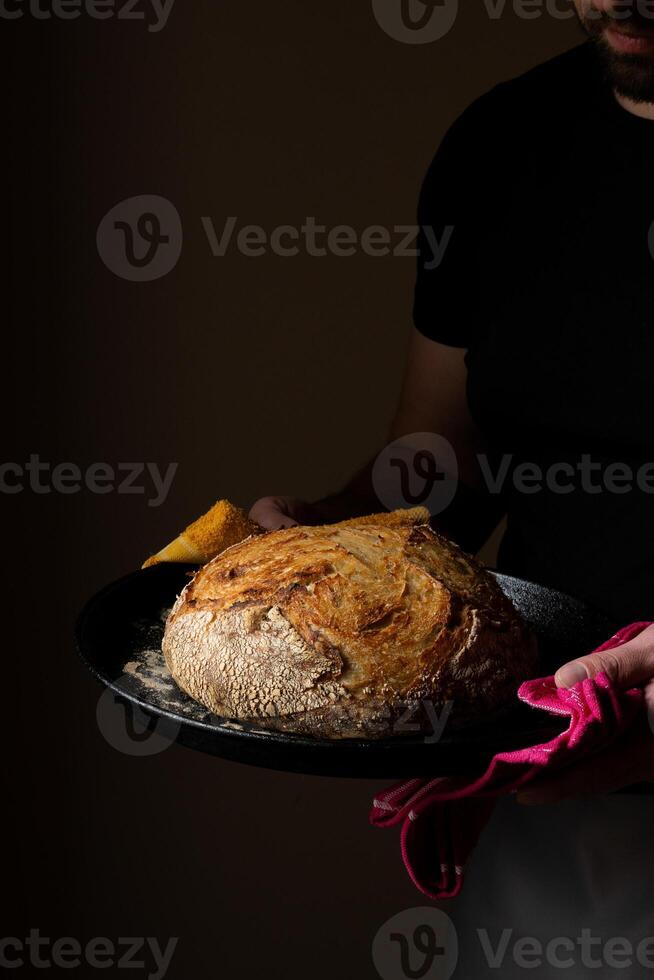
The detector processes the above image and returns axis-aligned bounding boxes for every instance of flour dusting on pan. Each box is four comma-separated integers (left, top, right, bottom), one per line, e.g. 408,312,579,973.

118,607,267,732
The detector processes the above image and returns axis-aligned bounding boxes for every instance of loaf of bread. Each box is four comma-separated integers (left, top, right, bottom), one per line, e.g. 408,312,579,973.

162,512,537,739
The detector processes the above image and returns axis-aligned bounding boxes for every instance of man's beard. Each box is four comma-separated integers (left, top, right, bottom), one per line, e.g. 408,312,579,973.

579,8,654,103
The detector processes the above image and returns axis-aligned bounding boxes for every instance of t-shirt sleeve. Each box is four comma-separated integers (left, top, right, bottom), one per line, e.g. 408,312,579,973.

413,99,489,348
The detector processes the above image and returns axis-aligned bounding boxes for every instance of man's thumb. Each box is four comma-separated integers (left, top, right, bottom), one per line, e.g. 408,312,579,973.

555,630,654,690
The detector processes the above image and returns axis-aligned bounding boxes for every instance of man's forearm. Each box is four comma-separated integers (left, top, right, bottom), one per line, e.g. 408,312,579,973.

310,461,380,524
312,458,505,554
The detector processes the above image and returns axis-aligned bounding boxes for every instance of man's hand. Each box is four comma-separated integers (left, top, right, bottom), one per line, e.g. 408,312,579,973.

249,496,324,530
554,625,654,691
518,624,654,804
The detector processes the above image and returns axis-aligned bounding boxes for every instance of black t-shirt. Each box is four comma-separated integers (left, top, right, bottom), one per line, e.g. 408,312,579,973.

414,42,654,622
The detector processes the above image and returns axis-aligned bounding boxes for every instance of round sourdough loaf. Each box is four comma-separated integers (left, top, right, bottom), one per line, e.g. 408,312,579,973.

162,515,537,739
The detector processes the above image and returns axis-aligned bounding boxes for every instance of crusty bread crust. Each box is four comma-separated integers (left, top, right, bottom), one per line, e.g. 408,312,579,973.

162,518,537,739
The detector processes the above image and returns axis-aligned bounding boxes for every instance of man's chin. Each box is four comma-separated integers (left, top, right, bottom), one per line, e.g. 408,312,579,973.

594,38,654,104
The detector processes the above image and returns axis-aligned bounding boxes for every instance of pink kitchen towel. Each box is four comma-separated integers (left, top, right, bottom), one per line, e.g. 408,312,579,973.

370,622,651,900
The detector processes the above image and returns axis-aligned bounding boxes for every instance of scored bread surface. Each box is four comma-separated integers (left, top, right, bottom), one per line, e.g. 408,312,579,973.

162,519,536,739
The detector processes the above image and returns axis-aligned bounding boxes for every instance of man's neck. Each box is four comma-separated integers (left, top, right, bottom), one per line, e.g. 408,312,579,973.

615,91,654,121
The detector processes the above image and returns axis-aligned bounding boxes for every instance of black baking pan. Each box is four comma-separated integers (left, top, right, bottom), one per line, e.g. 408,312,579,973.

76,563,614,778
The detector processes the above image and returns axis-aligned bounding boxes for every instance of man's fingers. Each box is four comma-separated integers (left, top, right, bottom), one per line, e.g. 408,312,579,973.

555,625,654,690
248,496,299,531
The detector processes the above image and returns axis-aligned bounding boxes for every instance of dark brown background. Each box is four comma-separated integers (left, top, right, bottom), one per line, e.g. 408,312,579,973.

6,3,581,977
